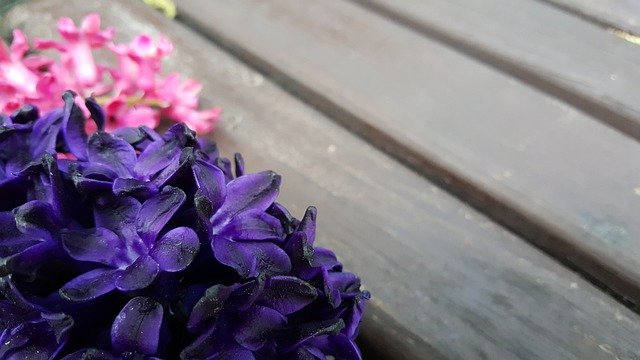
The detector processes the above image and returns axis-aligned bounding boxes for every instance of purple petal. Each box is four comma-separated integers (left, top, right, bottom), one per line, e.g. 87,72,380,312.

29,155,67,220
13,200,57,238
220,210,284,241
10,104,38,124
187,284,238,332
133,124,193,177
212,171,280,226
59,268,117,302
282,319,345,352
180,326,227,360
311,247,341,270
233,153,245,178
224,278,265,312
284,232,316,279
192,159,226,215
297,207,317,245
233,305,286,351
205,349,255,360
150,227,200,272
0,313,72,360
61,91,89,161
323,270,361,308
94,196,141,240
88,132,136,177
111,297,163,355
309,334,362,360
29,108,63,157
259,276,317,315
267,203,296,234
61,348,118,360
112,178,158,198
212,236,291,278
115,256,159,291
343,291,370,338
112,127,148,146
0,211,41,258
85,97,105,131
136,186,185,244
197,139,219,159
61,228,123,266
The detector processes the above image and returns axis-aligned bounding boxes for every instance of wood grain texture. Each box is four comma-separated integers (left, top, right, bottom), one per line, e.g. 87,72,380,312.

350,0,640,141
175,0,640,307
8,1,640,358
542,0,640,35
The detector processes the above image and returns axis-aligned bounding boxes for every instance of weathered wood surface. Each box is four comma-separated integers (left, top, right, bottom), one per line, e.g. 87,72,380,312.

351,0,640,141
9,0,640,358
542,0,640,36
175,0,640,306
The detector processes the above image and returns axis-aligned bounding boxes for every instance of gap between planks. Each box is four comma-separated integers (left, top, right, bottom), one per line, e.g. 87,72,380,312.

350,0,640,143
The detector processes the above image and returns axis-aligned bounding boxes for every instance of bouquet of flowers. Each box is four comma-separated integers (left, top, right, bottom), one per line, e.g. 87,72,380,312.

0,12,368,360
0,13,220,132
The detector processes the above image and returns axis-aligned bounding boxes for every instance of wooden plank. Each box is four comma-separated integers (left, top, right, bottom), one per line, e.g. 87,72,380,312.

352,0,640,141
174,0,640,306
542,0,640,36
8,1,640,358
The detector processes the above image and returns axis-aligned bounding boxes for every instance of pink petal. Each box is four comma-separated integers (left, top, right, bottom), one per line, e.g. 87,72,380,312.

57,17,79,41
10,30,29,58
80,13,101,34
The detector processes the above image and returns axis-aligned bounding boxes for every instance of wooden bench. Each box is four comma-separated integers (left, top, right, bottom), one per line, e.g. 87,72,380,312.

6,0,640,358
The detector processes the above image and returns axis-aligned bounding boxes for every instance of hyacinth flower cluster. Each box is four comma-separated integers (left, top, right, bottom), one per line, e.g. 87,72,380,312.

0,92,369,359
0,13,220,132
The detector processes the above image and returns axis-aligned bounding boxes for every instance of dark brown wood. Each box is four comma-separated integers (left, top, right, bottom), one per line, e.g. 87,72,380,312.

8,0,640,358
541,0,640,35
174,0,640,307
350,0,640,141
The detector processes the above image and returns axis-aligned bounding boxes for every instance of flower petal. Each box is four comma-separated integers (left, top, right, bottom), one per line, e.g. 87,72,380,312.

111,297,163,355
187,283,238,332
13,200,57,238
133,124,193,177
212,171,280,226
0,211,41,258
29,108,63,158
85,97,106,131
192,159,226,215
94,196,141,239
259,276,317,315
61,227,122,266
61,348,118,360
112,178,158,198
59,268,117,302
61,91,89,160
233,305,286,351
88,132,136,177
220,210,284,241
297,206,317,246
150,226,200,272
309,334,362,360
115,255,159,291
212,236,291,278
281,319,345,352
136,186,185,244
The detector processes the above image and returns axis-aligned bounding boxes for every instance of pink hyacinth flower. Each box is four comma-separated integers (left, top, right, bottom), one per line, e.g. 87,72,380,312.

35,13,114,89
1,13,221,133
110,34,173,95
0,30,52,112
157,74,221,133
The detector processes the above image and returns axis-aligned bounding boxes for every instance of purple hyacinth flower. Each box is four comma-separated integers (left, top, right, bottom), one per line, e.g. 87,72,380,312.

0,93,368,359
